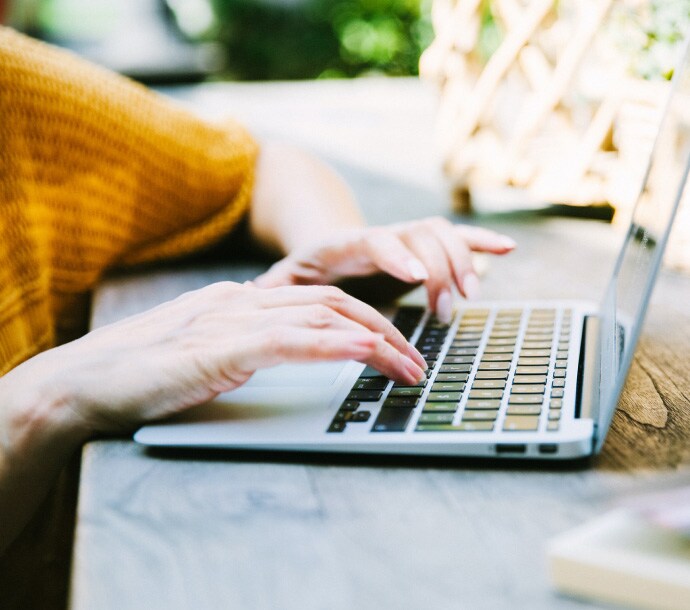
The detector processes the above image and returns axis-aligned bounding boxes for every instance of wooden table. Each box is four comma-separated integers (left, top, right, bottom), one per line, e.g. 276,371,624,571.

69,79,690,610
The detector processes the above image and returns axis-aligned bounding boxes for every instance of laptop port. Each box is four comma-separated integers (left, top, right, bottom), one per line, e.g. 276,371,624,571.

538,444,558,454
495,444,527,454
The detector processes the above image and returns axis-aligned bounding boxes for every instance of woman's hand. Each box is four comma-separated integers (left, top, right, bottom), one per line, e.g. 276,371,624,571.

253,217,516,323
2,282,426,438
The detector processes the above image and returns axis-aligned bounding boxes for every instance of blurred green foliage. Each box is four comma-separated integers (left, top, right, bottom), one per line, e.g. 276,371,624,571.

612,0,690,80
208,0,433,80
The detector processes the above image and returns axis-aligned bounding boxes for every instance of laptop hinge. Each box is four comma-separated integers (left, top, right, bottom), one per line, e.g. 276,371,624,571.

575,315,601,421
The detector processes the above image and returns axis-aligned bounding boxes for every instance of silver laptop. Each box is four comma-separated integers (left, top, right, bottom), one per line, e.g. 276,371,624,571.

135,40,690,460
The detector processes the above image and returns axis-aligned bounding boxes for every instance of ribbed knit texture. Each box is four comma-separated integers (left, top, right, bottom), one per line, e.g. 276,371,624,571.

0,27,258,376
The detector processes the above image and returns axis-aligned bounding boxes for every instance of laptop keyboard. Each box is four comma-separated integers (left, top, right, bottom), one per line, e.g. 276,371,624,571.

327,305,573,435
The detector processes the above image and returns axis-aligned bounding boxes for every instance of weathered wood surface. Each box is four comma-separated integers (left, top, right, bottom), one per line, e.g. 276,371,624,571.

70,80,690,610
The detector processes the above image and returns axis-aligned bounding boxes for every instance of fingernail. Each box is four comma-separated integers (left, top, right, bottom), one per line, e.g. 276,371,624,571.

463,273,481,300
407,259,429,281
436,289,453,324
499,236,517,249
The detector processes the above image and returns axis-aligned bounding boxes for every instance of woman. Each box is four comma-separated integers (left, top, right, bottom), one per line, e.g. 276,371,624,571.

0,27,515,553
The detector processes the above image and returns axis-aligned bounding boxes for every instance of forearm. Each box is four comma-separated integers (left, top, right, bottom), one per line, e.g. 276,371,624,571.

0,354,89,554
248,141,366,256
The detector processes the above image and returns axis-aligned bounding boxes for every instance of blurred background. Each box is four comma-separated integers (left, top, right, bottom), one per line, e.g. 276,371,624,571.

2,0,689,269
1,0,434,83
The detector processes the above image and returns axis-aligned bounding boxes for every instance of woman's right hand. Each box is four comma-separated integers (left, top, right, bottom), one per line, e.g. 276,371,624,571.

1,282,426,439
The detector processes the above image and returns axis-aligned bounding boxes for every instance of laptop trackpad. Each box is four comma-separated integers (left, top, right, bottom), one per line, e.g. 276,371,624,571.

242,361,350,388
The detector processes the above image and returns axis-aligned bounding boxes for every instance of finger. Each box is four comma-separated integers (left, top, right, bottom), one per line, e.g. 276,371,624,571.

234,328,425,384
400,226,455,322
252,260,317,289
360,230,429,283
251,285,427,368
426,219,481,300
454,225,516,253
258,303,375,335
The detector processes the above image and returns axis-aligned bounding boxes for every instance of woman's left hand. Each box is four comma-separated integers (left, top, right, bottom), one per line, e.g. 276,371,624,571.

253,217,516,323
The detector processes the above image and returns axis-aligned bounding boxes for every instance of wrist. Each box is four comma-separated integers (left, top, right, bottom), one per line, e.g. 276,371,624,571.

0,354,91,463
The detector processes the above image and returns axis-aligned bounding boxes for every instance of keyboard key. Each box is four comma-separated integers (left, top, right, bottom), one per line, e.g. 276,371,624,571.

478,362,511,371
465,399,501,410
422,402,458,413
485,338,515,346
352,378,389,391
458,325,485,332
392,379,427,388
463,309,490,317
443,356,474,365
548,410,561,421
432,382,467,392
474,370,509,380
469,389,504,399
503,416,540,431
333,410,353,422
518,358,550,366
556,351,569,359
340,401,360,411
515,366,548,375
418,412,455,424
445,348,477,357
348,390,384,401
492,322,520,330
552,379,565,388
506,405,542,415
440,364,472,373
352,411,371,422
521,341,551,349
482,345,514,354
550,398,563,409
384,397,420,408
510,384,545,394
489,331,518,339
481,353,513,362
553,370,566,378
551,389,564,398
555,359,568,369
427,391,463,402
435,373,469,383
372,407,414,432
328,421,346,433
389,387,424,397
525,325,553,332
451,340,480,348
508,394,543,405
418,421,494,432
455,332,483,341
472,379,506,389
359,366,385,378
462,410,499,421
512,374,547,384
520,349,551,358
547,421,560,431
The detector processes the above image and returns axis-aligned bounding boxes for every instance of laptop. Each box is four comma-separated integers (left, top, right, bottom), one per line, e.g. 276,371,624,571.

134,40,690,460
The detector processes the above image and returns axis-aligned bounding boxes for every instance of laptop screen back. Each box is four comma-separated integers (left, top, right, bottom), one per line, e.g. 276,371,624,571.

595,39,690,452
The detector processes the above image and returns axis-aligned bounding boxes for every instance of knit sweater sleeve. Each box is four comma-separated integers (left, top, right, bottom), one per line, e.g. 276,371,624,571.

0,27,259,373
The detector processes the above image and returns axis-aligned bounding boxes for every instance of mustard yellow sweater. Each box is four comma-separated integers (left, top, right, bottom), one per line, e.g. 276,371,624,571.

0,27,258,376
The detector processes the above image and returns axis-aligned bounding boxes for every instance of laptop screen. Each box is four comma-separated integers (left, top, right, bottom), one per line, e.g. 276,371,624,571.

595,38,690,452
